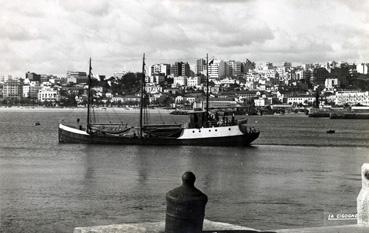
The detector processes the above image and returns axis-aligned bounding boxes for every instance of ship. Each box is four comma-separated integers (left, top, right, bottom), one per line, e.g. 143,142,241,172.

58,55,260,146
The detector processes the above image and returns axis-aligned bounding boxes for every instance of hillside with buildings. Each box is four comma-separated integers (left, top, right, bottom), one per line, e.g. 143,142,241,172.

1,59,369,113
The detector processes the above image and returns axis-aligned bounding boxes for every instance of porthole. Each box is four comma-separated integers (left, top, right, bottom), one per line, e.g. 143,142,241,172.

228,128,231,131
192,130,195,133
215,129,217,132
209,130,211,132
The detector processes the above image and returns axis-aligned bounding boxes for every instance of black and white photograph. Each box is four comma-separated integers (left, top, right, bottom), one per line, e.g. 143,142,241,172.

1,0,369,232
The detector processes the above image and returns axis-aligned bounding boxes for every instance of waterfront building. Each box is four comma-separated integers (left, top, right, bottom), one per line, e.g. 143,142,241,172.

38,87,59,102
254,97,270,107
207,97,238,108
22,84,30,98
335,91,369,106
111,95,140,105
287,96,315,105
235,90,258,102
29,81,40,99
184,95,196,104
175,94,202,106
3,79,22,99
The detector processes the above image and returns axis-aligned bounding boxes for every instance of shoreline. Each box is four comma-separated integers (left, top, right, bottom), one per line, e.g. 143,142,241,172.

0,106,310,116
0,106,174,113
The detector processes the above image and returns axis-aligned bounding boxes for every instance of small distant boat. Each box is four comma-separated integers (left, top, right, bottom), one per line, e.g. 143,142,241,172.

34,121,40,126
326,129,335,134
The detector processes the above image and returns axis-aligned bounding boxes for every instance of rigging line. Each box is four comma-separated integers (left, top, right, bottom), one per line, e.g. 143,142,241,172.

146,105,150,125
144,94,150,125
105,107,113,124
167,108,178,125
157,107,165,124
111,105,124,125
92,106,97,124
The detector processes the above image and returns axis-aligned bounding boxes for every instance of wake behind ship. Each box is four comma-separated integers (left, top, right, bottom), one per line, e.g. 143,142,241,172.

58,55,260,146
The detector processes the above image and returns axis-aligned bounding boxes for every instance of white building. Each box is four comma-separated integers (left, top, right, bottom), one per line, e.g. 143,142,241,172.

219,77,236,85
173,76,188,87
22,85,30,98
29,81,40,99
187,76,201,87
147,74,165,84
151,64,170,76
254,98,267,107
335,91,369,106
295,70,304,80
325,78,339,90
208,60,220,80
356,63,369,75
38,87,59,102
175,95,184,103
287,96,315,105
145,84,162,94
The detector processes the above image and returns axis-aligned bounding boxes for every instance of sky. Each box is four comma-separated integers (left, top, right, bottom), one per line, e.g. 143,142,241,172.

1,0,369,77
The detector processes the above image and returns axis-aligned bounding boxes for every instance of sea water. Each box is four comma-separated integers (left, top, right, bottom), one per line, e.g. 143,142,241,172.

0,110,369,233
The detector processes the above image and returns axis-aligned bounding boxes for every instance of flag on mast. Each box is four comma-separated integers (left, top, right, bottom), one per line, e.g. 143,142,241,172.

208,58,214,65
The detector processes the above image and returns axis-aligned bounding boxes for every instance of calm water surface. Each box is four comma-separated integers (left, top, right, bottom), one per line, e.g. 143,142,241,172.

1,110,369,233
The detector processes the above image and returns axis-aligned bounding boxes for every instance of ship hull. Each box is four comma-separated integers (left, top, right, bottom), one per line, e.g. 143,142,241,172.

58,124,259,147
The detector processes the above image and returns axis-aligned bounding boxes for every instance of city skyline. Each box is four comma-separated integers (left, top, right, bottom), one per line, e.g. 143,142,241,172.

1,0,369,77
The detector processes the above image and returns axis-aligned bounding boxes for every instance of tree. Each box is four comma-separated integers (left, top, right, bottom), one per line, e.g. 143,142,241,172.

157,95,173,107
111,72,141,95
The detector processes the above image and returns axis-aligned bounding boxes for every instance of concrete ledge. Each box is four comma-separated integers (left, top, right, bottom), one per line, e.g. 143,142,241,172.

73,219,259,233
73,220,369,233
275,224,369,233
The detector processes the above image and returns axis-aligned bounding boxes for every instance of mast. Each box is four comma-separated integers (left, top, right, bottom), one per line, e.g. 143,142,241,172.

87,57,92,133
139,53,145,138
206,54,209,127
